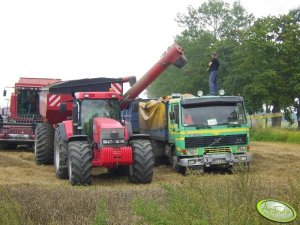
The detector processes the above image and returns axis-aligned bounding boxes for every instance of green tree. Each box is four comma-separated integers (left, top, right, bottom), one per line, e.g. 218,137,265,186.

147,0,253,98
239,12,300,127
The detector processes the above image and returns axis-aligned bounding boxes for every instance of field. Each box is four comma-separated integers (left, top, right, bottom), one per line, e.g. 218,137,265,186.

0,142,299,225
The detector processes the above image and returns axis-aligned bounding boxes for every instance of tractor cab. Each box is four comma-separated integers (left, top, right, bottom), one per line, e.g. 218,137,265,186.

72,92,122,139
79,98,121,137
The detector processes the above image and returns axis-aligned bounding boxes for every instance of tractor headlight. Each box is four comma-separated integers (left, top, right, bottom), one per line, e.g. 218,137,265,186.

102,139,125,145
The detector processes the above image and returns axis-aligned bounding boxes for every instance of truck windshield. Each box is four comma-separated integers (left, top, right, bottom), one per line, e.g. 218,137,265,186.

81,99,120,135
181,102,247,127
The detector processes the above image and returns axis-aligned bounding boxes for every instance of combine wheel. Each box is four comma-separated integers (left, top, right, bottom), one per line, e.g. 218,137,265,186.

54,128,68,179
128,139,154,184
34,123,54,164
68,141,92,185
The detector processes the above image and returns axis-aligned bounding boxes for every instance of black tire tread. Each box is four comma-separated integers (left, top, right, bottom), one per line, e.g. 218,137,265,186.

35,123,54,164
128,139,154,184
54,128,68,179
68,141,92,185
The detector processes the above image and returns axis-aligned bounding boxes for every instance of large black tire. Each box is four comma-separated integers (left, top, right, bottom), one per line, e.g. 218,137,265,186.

34,123,54,164
54,128,68,179
128,139,154,184
68,141,92,185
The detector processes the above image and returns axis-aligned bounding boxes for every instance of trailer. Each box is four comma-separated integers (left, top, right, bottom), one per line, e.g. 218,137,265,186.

0,77,60,149
123,93,251,174
34,44,187,185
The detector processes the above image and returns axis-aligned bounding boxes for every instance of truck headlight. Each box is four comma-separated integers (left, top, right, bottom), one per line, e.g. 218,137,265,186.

187,149,196,156
237,146,247,153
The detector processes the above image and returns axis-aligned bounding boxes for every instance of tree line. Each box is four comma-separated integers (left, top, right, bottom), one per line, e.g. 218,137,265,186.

146,0,300,128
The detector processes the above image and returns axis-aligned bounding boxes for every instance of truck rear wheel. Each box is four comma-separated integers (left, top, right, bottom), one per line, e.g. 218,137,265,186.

68,141,92,185
54,128,68,179
34,123,54,164
128,139,154,184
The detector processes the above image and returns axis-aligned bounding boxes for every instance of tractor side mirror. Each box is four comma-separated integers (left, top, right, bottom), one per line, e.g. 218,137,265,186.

169,112,175,120
59,103,67,114
3,90,7,97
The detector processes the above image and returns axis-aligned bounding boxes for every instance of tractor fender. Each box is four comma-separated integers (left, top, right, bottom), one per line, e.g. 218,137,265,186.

128,134,150,141
68,135,88,143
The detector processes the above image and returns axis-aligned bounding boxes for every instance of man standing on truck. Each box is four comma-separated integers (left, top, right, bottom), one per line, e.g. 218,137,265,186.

207,52,219,95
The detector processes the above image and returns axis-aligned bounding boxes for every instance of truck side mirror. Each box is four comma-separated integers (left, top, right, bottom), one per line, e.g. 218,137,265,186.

169,112,175,120
3,90,6,97
59,103,67,114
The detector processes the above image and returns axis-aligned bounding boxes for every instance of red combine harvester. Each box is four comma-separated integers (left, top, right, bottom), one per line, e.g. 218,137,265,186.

0,77,60,149
34,44,187,185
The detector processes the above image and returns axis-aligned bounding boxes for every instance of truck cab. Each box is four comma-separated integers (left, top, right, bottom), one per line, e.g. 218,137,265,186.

168,95,250,172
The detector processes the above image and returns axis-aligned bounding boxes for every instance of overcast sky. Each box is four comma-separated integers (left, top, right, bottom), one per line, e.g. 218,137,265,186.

0,0,299,107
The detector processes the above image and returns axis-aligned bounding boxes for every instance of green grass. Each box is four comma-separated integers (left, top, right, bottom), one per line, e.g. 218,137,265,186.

93,197,108,225
250,128,300,144
0,186,26,225
132,170,300,225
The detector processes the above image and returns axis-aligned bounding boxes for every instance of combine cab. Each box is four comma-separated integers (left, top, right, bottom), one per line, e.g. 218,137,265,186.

0,77,60,149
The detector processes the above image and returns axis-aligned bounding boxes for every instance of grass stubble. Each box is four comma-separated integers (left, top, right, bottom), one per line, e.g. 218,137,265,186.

0,140,299,225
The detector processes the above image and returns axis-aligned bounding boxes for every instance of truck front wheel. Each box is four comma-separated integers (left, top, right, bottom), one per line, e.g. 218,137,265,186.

34,123,54,164
68,141,92,185
128,139,154,184
54,128,68,179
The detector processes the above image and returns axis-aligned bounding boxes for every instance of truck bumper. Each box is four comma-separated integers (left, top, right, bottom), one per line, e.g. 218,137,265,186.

179,153,251,167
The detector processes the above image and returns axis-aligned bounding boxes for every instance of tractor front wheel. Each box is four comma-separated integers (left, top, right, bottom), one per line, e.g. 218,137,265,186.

54,127,68,179
68,141,92,185
128,139,154,184
34,123,54,164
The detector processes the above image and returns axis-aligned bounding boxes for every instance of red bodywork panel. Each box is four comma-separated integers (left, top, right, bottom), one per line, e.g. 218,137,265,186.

63,120,74,139
10,94,17,119
16,77,61,88
93,118,132,168
39,92,73,125
93,146,133,168
93,118,124,142
74,92,122,101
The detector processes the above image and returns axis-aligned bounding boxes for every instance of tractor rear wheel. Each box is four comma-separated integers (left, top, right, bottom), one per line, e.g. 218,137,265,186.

68,141,92,185
54,127,68,179
128,139,154,184
34,123,54,164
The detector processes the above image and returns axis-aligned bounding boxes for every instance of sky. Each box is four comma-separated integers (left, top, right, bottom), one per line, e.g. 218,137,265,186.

0,0,299,107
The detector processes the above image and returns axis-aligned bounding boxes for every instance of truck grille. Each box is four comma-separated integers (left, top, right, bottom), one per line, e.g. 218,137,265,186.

185,134,247,148
204,147,231,154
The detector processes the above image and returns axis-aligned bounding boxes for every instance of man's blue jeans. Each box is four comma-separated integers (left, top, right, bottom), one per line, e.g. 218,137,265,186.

209,70,218,95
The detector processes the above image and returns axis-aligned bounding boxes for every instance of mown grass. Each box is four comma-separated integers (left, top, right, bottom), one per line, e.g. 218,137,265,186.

132,169,300,225
250,127,300,144
0,186,25,225
0,141,299,225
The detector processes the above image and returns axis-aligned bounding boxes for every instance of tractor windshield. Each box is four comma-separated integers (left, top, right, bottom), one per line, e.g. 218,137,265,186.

181,102,247,127
81,99,120,136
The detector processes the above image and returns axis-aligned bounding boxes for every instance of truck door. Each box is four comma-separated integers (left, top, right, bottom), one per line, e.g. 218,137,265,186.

168,104,180,143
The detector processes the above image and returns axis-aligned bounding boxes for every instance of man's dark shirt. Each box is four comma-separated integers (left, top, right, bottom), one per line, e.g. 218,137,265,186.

209,58,219,71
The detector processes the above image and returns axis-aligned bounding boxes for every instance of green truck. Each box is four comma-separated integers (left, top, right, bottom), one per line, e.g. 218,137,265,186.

123,93,251,174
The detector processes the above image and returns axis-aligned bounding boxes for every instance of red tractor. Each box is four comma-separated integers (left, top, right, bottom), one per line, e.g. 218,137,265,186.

0,77,60,149
34,44,187,185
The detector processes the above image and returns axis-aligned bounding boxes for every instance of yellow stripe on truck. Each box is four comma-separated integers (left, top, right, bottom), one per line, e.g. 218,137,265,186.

171,128,249,136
